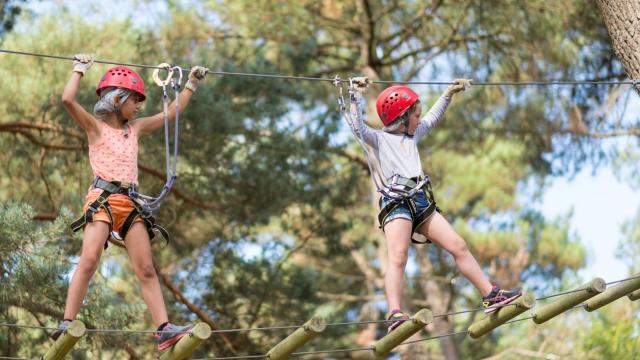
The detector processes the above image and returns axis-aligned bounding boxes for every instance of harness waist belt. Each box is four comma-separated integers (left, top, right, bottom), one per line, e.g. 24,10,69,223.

91,177,137,195
378,174,438,245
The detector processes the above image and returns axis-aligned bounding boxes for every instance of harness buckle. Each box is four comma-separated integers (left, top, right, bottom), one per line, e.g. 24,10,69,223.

87,203,101,213
383,175,422,199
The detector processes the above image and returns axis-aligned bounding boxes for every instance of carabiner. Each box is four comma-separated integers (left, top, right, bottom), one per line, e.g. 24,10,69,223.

152,63,174,87
171,66,183,89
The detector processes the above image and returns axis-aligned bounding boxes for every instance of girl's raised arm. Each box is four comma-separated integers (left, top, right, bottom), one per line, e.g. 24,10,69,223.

61,54,101,139
414,78,471,140
133,66,208,136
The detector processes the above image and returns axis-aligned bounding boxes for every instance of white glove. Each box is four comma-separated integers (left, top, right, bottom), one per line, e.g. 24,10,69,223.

72,53,95,75
444,78,472,99
351,77,370,93
185,66,209,92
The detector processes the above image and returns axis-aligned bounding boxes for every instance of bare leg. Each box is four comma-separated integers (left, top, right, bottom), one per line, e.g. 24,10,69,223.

383,218,413,311
63,221,109,319
124,223,169,327
418,212,493,296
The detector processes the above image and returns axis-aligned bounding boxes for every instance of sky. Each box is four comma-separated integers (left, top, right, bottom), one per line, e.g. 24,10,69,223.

541,164,640,282
540,87,640,283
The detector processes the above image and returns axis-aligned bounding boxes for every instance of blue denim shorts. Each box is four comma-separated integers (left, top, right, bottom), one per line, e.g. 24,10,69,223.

378,190,435,228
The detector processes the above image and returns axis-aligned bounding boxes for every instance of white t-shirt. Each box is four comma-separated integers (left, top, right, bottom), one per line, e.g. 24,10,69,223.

350,93,450,181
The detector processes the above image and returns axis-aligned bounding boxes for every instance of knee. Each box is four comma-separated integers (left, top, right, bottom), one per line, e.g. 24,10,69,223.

388,250,409,269
135,263,157,281
450,236,470,258
77,255,100,275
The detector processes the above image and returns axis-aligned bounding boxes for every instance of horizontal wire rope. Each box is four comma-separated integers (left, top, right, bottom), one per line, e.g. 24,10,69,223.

1,49,637,86
1,274,638,336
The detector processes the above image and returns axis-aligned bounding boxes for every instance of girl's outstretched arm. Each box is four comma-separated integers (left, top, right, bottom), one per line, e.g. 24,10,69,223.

414,78,471,140
349,91,380,149
61,54,101,140
133,66,208,136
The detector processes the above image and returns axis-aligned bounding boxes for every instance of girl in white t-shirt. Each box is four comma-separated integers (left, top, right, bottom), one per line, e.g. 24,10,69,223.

348,79,521,333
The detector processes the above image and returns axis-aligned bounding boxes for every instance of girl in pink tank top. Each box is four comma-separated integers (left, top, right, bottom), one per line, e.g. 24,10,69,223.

56,53,209,351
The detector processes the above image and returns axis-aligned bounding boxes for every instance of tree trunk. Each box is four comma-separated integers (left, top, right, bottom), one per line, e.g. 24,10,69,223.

417,251,460,360
596,0,640,92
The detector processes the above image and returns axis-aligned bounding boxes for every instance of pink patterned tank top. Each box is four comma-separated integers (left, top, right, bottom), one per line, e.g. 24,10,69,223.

88,122,138,185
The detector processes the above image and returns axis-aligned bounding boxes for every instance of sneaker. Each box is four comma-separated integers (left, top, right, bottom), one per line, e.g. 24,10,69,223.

51,320,72,340
155,323,194,351
482,285,522,314
387,310,410,333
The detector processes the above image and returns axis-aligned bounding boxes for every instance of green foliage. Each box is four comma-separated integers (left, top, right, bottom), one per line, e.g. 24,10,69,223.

578,303,640,359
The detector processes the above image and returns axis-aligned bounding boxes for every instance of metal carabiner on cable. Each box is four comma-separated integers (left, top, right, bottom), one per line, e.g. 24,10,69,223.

152,63,174,87
170,65,183,90
333,75,346,111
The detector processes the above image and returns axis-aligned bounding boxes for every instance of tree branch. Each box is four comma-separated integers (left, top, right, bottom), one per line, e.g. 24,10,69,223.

0,121,84,141
326,147,369,173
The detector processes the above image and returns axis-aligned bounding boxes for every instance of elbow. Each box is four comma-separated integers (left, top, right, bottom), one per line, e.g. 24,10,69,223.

61,95,72,107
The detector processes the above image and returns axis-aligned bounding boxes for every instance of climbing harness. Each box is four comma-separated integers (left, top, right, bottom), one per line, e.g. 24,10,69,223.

70,63,183,248
335,77,438,244
377,175,437,244
70,177,171,249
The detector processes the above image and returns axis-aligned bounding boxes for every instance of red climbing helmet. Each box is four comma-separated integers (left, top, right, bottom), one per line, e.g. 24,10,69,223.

96,66,146,101
376,85,420,126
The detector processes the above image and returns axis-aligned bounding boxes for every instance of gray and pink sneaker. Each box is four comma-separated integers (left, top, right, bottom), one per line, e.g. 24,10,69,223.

387,309,410,333
482,285,522,314
51,320,72,340
155,323,194,351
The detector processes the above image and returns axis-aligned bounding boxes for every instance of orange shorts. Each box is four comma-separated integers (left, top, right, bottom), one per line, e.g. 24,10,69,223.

83,191,144,234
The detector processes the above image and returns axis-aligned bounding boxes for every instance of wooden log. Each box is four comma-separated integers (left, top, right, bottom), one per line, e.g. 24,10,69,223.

266,317,326,360
468,292,535,339
372,309,433,357
42,320,85,360
533,278,605,324
159,323,212,360
584,273,640,311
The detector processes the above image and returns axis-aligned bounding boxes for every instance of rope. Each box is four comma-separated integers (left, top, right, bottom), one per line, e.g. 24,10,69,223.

1,273,638,336
536,287,597,301
81,307,599,360
129,64,183,213
0,49,160,70
211,324,300,333
291,346,372,357
397,329,469,346
606,274,640,285
536,274,640,301
192,345,374,360
0,48,636,86
373,79,637,86
0,288,627,360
